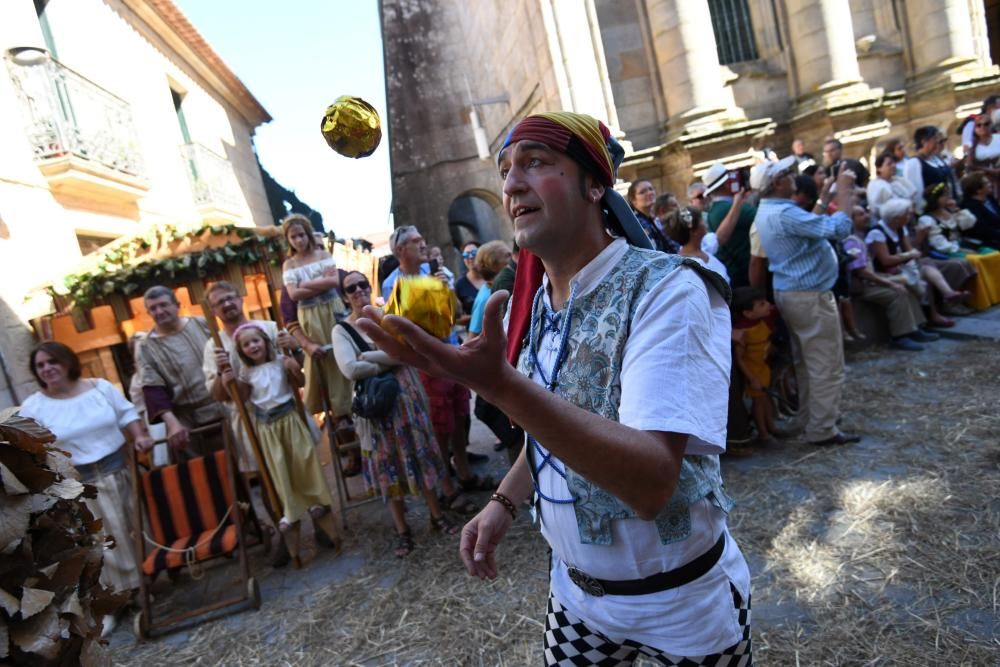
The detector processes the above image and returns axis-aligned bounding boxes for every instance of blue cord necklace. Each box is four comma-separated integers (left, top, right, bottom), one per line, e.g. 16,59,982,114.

526,282,577,505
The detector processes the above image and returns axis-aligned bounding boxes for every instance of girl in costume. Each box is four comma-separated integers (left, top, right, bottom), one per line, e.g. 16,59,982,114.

229,322,340,566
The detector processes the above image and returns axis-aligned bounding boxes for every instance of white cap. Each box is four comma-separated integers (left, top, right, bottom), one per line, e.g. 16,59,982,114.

749,155,797,193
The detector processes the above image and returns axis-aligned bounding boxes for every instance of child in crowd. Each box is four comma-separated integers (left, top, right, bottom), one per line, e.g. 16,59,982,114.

731,287,779,446
229,322,340,568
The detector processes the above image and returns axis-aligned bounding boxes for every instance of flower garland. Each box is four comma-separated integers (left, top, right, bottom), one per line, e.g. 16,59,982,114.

46,223,285,309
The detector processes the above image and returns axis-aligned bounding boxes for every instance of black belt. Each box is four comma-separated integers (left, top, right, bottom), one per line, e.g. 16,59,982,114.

566,533,725,597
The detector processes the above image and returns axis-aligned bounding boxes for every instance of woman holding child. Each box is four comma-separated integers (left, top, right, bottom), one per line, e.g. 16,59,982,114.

842,206,937,351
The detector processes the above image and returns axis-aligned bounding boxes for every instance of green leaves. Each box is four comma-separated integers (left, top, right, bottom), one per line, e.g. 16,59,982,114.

46,224,286,309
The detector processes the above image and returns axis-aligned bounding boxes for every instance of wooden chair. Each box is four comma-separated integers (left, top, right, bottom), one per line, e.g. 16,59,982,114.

315,368,377,526
129,422,263,639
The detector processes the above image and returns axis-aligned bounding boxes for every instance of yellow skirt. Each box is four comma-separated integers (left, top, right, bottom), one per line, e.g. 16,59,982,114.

298,300,353,416
256,409,333,523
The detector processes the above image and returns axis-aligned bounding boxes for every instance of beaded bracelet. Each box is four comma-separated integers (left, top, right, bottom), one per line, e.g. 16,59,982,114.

489,492,517,520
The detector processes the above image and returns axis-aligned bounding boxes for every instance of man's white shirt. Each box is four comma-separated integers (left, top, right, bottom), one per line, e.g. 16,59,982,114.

519,239,750,655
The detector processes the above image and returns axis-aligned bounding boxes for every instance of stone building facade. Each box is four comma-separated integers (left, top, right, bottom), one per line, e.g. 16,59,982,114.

381,0,999,268
0,0,271,408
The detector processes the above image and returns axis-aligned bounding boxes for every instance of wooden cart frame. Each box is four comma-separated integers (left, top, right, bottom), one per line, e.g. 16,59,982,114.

127,420,265,639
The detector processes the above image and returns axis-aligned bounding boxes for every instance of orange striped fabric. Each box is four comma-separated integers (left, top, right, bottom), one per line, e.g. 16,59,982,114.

141,525,239,576
139,450,238,576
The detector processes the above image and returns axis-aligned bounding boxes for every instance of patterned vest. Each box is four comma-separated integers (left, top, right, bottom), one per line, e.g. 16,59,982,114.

518,246,734,545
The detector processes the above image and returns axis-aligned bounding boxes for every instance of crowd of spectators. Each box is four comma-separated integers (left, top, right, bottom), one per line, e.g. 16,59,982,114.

626,93,1000,452
13,95,1000,637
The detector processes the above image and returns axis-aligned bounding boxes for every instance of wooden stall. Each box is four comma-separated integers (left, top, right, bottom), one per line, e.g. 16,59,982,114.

33,223,380,391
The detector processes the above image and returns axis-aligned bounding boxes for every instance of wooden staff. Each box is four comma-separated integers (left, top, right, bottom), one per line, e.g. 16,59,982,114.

202,300,282,518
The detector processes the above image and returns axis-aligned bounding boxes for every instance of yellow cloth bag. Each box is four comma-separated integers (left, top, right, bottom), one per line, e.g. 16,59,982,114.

383,276,455,340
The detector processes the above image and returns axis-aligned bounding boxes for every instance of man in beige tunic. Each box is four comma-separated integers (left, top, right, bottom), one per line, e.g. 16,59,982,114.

137,285,224,459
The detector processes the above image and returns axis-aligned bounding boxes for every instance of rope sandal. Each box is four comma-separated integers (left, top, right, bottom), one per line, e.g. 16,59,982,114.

394,529,414,558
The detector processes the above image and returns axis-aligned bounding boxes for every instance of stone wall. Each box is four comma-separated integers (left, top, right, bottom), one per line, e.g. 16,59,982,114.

382,0,567,271
383,0,999,256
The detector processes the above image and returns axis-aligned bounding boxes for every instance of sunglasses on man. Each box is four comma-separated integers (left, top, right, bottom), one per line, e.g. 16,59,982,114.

344,280,371,295
462,250,477,259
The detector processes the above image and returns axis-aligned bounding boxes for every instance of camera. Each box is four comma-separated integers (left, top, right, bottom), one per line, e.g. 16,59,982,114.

726,168,749,194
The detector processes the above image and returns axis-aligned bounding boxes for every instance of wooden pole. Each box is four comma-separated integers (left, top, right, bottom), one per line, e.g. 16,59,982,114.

202,301,283,519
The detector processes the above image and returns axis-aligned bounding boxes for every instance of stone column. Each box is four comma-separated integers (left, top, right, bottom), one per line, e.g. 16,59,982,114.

901,0,994,85
540,0,621,131
784,0,866,98
643,0,745,133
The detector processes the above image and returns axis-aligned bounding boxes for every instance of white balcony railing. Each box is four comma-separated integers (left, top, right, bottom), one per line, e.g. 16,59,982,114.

7,57,144,177
180,143,242,211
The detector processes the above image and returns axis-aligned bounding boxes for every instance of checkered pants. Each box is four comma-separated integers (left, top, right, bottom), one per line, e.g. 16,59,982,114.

542,584,752,666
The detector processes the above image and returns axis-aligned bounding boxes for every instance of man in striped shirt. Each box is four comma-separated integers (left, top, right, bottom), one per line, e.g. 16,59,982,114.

751,156,861,447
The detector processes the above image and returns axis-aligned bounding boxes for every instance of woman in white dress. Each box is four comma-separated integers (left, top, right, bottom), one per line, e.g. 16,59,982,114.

281,215,354,426
19,342,153,634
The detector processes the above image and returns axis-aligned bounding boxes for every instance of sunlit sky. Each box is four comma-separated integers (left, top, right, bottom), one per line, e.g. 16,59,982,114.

174,0,392,240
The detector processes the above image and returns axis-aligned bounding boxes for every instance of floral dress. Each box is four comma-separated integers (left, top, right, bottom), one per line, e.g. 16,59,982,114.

330,323,447,499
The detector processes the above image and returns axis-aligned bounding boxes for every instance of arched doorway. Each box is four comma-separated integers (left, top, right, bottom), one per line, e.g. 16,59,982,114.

447,192,511,248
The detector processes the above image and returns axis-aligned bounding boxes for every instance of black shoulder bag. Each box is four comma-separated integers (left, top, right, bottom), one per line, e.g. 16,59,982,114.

336,322,400,420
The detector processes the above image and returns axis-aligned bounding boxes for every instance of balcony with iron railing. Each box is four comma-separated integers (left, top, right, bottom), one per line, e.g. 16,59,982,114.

180,142,245,224
6,54,149,206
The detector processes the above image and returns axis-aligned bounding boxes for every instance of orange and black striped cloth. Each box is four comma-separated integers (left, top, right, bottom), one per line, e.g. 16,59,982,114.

140,450,239,576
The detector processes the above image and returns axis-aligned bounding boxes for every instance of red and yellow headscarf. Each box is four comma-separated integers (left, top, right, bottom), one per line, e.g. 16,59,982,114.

499,112,616,186
498,112,651,365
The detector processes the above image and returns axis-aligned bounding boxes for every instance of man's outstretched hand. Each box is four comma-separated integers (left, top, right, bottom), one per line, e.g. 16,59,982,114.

355,290,512,402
